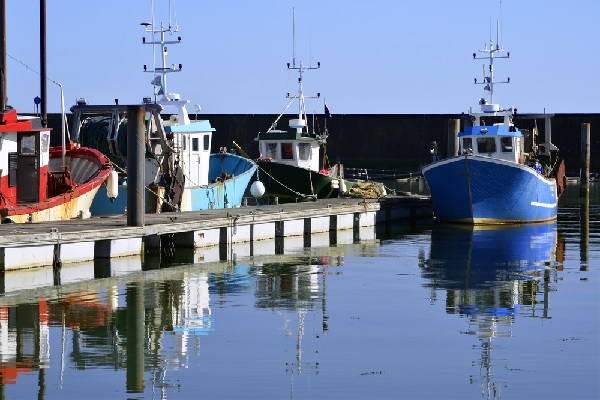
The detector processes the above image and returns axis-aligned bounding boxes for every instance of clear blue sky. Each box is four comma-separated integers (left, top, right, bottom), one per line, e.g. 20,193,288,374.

5,0,599,115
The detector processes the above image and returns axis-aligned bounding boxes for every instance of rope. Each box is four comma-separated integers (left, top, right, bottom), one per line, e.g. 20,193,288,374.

256,163,316,199
267,93,299,133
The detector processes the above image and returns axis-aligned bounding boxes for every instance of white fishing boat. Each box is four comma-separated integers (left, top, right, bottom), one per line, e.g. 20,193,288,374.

71,0,256,215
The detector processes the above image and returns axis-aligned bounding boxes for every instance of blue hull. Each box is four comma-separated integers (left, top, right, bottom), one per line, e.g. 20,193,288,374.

90,153,256,215
422,155,558,223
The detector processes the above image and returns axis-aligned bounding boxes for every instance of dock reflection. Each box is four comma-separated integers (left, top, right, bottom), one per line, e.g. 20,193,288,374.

420,222,563,399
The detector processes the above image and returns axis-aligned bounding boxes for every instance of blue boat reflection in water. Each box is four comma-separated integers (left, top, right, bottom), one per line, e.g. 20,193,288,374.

421,222,563,398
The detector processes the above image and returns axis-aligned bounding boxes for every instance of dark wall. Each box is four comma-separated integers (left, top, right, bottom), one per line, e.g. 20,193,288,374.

48,113,599,173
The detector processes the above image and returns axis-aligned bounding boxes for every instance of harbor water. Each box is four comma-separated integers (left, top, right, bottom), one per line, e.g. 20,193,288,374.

0,182,598,399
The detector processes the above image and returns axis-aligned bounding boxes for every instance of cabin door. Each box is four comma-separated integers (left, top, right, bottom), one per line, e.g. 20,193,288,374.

17,132,41,203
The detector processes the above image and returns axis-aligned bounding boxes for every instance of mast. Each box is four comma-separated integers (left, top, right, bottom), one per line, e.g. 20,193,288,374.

40,0,47,127
473,18,510,109
141,0,189,124
0,0,6,110
286,8,320,133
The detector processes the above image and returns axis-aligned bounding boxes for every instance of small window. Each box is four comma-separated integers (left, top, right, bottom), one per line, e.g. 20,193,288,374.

281,143,294,160
203,134,210,151
192,137,199,152
267,143,278,159
500,137,513,152
462,138,473,153
182,135,187,150
298,143,310,161
476,137,496,153
20,135,36,155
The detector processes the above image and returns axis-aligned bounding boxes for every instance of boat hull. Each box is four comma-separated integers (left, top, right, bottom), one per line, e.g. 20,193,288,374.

1,146,112,223
90,153,256,215
422,155,558,224
257,161,333,200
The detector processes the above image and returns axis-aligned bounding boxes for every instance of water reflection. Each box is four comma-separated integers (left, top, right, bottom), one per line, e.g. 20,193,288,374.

420,222,563,399
252,256,340,377
0,251,339,398
0,263,229,398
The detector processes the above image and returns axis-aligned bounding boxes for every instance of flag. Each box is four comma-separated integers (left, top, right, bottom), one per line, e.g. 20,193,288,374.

151,75,162,86
324,102,331,118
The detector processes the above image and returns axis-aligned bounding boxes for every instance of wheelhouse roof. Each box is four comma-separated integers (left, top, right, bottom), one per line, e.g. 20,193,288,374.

459,125,522,138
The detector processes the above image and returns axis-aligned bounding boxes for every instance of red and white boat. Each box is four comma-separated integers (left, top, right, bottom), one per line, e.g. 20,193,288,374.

0,108,113,223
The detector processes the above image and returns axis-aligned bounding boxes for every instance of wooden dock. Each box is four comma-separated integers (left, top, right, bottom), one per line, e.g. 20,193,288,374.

0,195,432,271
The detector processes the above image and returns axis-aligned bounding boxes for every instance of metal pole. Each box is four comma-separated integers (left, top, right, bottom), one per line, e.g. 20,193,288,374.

447,118,460,158
40,0,47,127
580,123,590,197
0,0,7,111
127,105,145,227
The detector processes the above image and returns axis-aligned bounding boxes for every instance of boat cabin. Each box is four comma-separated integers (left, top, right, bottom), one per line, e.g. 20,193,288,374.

458,125,523,163
162,115,215,187
256,116,324,173
256,128,321,173
0,110,51,207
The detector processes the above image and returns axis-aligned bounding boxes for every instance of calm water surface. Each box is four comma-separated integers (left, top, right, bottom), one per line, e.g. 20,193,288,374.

0,182,598,400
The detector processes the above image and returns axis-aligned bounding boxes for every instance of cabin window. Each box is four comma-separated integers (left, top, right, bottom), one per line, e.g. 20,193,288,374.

203,134,210,151
41,132,49,153
192,137,199,152
281,143,294,160
500,137,513,152
462,138,473,153
476,137,496,153
298,143,310,161
182,135,187,150
20,135,35,155
267,143,278,159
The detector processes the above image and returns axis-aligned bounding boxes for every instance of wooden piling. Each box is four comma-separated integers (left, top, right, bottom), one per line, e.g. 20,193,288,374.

127,106,145,227
580,123,590,197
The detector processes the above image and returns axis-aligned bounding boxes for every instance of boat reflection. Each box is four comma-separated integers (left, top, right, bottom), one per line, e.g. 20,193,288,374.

0,251,338,397
420,222,563,399
0,262,245,397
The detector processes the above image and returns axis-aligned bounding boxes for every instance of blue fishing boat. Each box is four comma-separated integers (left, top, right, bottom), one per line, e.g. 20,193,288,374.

71,1,256,215
422,26,566,224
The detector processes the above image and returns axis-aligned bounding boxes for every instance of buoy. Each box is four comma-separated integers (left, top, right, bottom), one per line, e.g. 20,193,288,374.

339,179,347,194
250,181,266,198
106,170,119,202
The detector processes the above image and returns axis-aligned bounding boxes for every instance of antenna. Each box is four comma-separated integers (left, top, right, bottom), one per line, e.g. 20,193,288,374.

286,8,320,134
473,18,510,106
292,7,296,68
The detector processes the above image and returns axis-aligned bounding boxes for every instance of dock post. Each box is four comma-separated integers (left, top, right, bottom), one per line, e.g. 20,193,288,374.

127,105,145,227
447,119,460,158
580,123,590,198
